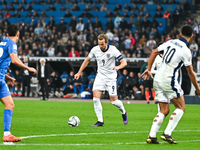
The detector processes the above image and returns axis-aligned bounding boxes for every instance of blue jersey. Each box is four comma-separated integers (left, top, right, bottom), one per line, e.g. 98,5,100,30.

0,38,17,81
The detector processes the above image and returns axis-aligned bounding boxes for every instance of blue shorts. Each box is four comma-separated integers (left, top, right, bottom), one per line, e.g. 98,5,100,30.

0,80,10,99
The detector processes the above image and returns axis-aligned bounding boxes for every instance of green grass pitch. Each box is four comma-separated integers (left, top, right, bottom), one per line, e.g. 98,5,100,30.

0,99,200,150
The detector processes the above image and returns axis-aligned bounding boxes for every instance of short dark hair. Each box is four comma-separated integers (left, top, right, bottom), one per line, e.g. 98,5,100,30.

181,25,193,37
7,24,19,36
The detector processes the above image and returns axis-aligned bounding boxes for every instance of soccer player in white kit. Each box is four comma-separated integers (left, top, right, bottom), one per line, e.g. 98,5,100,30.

74,34,128,126
142,25,200,144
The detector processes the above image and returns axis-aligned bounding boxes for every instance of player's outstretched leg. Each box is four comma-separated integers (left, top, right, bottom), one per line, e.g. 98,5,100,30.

111,99,128,125
160,133,177,144
146,135,160,144
3,134,22,142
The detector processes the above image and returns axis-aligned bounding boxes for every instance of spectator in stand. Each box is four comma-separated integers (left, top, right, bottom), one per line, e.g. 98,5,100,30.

100,3,108,11
17,3,25,11
139,35,147,46
60,5,67,11
93,17,102,30
25,3,33,11
154,11,163,18
146,35,156,49
71,3,80,11
9,3,15,11
197,56,200,73
3,11,11,18
64,10,72,18
157,22,165,37
114,4,122,11
84,4,91,11
68,47,80,57
69,16,77,32
119,17,128,31
114,14,122,29
105,10,114,18
56,19,67,33
163,10,170,18
12,10,21,18
85,18,94,30
155,4,163,11
48,16,55,30
106,18,114,32
79,10,93,18
76,18,85,32
47,43,55,57
165,34,172,42
48,4,56,11
124,3,131,11
40,11,48,18
132,4,139,11
34,23,44,35
135,16,142,31
91,2,99,11
105,29,114,43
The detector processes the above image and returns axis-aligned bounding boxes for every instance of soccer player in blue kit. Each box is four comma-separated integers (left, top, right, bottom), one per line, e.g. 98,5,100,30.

1,24,37,142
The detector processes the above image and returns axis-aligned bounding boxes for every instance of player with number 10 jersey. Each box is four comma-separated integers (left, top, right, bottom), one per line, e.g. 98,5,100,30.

154,38,192,102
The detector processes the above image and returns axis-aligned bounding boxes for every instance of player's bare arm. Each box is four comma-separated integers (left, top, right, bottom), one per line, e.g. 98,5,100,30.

186,65,200,97
142,48,160,80
74,57,90,80
10,53,37,74
113,58,127,71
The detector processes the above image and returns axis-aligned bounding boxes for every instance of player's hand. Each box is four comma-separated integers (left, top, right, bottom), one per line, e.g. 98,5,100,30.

196,89,200,98
8,77,15,85
74,73,80,80
113,66,120,71
28,67,37,74
141,69,153,80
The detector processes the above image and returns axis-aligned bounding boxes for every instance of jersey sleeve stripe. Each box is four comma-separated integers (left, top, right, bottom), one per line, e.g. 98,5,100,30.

117,55,123,61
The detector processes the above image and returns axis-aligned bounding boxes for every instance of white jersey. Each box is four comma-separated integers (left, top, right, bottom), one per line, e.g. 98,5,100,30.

88,45,123,80
154,38,192,83
151,54,162,75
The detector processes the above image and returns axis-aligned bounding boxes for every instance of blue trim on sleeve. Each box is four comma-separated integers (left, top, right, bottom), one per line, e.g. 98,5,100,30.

117,55,123,61
171,61,183,97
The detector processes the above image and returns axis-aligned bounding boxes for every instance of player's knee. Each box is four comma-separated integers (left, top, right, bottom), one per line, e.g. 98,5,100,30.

93,97,100,103
6,103,15,110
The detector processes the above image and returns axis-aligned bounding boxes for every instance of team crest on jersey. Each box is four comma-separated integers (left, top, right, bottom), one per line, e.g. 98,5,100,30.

13,45,17,50
106,54,110,58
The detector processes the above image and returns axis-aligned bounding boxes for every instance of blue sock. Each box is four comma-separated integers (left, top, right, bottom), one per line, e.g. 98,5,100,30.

88,83,92,89
73,85,78,94
12,86,15,93
3,109,13,131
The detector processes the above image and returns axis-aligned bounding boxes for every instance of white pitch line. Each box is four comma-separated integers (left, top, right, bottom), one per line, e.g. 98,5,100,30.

1,140,200,146
20,130,200,139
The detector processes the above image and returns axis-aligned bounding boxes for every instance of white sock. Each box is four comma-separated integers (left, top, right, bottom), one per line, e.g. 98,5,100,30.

93,97,103,122
164,108,184,136
149,112,165,137
4,131,11,136
157,103,160,113
111,100,126,114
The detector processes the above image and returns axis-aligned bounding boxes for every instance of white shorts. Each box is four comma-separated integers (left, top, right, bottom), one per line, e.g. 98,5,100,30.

92,76,117,97
153,80,183,103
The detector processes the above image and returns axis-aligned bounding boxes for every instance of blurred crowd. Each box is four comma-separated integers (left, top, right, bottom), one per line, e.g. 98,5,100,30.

2,0,200,100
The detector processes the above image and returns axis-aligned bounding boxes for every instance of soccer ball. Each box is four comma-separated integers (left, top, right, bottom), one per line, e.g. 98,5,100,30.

68,116,80,127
